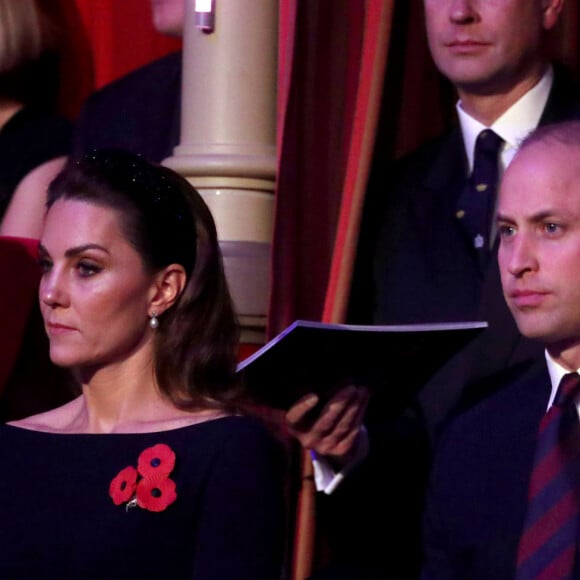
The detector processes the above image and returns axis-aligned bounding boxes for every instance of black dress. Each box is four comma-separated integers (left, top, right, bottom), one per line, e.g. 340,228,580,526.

0,416,286,579
0,107,72,219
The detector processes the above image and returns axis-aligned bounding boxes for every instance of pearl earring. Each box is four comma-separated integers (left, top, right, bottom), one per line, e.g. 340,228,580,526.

149,312,159,330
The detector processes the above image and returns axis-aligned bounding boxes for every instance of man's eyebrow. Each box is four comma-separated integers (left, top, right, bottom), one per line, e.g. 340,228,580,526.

496,210,560,223
38,243,109,257
496,211,514,222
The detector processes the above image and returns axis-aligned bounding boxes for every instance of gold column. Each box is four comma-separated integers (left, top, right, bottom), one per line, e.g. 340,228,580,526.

164,0,278,343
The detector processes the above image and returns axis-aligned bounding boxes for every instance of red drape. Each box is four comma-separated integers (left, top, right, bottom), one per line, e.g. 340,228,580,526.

71,0,181,89
269,0,365,336
273,4,365,575
274,2,393,577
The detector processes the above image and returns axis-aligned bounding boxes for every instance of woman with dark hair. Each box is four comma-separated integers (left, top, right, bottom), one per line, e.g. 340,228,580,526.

0,149,285,579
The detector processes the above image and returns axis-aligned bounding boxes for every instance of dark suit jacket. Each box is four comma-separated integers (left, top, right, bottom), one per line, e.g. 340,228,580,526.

72,52,182,163
422,358,549,580
0,107,72,219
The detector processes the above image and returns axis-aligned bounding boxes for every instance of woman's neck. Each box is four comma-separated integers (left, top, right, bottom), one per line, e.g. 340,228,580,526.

77,364,165,433
72,359,224,433
10,347,228,434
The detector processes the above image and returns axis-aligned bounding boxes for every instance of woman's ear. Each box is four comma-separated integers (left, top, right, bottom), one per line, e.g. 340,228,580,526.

148,264,187,316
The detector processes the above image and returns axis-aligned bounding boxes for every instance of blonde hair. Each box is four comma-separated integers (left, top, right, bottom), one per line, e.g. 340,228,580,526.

0,0,53,75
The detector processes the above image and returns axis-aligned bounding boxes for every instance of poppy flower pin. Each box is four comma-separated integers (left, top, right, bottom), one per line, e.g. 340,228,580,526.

109,443,177,512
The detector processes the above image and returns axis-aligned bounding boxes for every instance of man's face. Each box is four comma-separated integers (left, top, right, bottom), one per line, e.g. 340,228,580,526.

423,0,561,96
498,141,580,353
150,0,184,37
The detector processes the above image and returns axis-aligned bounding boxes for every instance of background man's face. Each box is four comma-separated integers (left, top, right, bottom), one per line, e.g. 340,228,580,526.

150,0,184,37
497,142,580,350
424,0,557,96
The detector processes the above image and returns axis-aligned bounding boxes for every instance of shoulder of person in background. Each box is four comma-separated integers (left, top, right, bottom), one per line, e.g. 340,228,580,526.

71,51,183,162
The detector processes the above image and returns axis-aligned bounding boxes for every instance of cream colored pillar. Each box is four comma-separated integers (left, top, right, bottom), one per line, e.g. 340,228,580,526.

164,0,278,344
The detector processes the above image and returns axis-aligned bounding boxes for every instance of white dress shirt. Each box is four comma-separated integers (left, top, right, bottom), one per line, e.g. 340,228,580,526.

312,426,369,494
457,65,553,174
545,351,580,413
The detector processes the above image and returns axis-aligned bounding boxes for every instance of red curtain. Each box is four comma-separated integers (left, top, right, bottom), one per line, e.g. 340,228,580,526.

71,0,181,89
274,2,394,577
269,0,366,336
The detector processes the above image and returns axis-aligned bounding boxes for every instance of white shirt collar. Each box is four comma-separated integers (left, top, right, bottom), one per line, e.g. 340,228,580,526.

545,349,580,410
457,65,554,172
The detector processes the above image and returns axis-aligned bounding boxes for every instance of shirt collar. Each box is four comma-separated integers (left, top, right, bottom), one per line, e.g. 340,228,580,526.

457,65,554,172
545,349,580,410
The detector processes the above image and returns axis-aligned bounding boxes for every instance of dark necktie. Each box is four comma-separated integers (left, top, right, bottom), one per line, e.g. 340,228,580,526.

456,129,504,267
516,372,580,579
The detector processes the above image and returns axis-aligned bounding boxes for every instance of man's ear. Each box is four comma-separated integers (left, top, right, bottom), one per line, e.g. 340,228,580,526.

542,0,565,31
148,264,187,316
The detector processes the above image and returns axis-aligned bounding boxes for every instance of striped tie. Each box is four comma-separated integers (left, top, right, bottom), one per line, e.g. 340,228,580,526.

516,372,580,579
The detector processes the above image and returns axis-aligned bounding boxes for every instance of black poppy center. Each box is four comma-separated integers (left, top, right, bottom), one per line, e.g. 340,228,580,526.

120,481,127,491
151,488,162,498
151,458,161,467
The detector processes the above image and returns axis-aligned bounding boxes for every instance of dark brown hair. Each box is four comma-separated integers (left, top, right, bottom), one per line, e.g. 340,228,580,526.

47,149,242,411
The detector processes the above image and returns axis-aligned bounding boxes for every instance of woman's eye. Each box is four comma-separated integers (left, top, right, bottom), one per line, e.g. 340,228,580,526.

77,261,102,277
38,257,52,273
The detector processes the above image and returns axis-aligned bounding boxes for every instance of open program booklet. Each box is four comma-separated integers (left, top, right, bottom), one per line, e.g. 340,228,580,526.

237,320,488,410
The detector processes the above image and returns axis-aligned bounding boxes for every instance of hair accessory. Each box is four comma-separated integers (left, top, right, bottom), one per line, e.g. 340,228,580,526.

80,149,198,277
149,312,159,330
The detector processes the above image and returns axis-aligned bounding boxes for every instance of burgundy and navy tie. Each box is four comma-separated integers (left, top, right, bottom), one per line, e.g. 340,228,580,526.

516,372,580,579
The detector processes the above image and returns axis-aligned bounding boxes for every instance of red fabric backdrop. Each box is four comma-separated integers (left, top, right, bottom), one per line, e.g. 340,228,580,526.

71,0,181,89
274,2,393,577
269,0,365,337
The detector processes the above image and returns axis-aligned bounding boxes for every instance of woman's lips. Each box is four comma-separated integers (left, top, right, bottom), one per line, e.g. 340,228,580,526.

46,322,76,335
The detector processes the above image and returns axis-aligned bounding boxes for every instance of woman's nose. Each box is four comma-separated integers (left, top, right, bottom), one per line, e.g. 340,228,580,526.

39,269,69,308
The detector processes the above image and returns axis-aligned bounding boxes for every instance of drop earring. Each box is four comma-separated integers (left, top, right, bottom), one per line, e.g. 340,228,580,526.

149,312,159,330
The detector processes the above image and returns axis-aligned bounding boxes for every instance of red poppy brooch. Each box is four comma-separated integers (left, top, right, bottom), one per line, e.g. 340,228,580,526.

109,443,177,512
